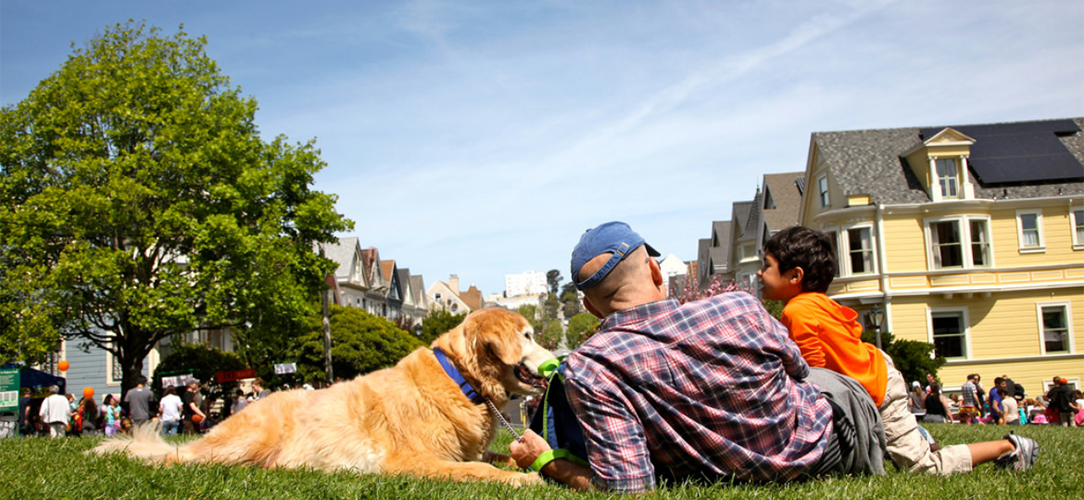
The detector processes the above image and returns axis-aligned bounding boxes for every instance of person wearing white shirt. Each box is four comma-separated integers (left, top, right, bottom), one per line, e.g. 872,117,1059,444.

39,385,71,438
158,386,184,435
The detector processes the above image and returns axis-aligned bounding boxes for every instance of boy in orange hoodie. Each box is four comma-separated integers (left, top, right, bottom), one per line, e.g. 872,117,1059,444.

758,226,1037,474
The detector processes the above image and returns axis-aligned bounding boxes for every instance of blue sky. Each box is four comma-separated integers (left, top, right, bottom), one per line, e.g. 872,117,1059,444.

3,1,1082,296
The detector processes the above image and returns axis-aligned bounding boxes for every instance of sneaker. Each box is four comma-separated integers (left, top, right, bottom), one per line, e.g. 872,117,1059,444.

994,432,1038,471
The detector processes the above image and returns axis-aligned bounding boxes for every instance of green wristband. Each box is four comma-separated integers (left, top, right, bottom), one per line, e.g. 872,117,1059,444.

530,449,569,472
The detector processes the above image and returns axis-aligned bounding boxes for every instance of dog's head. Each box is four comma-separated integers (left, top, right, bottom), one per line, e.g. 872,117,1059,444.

431,308,555,405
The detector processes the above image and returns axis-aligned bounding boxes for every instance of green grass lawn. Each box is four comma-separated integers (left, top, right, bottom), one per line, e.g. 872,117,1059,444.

1,424,1079,499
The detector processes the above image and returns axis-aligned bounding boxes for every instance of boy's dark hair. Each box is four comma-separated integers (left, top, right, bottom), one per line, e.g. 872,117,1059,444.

763,226,837,293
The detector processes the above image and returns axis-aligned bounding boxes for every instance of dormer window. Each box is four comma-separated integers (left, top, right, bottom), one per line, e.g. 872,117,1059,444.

935,159,960,199
817,175,829,208
908,127,976,202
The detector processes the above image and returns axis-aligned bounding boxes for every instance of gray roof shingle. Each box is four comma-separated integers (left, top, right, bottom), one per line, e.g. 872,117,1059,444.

813,117,1084,204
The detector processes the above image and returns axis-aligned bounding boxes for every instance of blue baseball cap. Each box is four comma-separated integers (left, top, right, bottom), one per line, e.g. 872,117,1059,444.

571,221,660,290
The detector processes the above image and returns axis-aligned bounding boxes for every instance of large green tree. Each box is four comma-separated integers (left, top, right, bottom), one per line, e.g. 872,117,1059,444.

0,22,350,395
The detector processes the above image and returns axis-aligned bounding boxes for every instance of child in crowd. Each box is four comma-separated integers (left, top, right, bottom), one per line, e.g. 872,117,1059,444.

758,226,1038,474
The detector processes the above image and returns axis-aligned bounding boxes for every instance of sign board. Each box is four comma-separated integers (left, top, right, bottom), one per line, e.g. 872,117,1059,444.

0,368,19,412
216,368,256,383
160,373,196,389
273,362,297,375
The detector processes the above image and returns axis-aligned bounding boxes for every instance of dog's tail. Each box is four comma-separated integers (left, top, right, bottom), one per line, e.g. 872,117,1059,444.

88,423,193,464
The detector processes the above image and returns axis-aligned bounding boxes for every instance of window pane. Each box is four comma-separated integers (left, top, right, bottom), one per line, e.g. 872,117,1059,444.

970,220,989,266
1041,307,1069,353
1074,210,1084,242
826,231,840,277
936,159,959,198
1021,214,1037,231
932,221,962,268
848,228,873,274
932,313,966,358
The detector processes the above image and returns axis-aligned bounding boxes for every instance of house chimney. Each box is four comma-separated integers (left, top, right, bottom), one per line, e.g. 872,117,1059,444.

448,274,460,293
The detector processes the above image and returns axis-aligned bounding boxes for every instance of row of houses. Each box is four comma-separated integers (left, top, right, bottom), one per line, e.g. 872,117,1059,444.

695,117,1083,397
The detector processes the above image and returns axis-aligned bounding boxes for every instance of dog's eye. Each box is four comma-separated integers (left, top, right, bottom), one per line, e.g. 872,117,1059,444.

524,332,532,340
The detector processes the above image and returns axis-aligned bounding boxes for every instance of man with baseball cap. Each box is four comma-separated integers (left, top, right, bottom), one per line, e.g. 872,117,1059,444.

511,221,889,493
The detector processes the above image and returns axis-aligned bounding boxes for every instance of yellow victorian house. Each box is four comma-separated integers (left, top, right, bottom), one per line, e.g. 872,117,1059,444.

799,118,1084,397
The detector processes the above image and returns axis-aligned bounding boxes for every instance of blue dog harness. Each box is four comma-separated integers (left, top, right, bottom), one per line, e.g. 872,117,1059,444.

433,347,486,405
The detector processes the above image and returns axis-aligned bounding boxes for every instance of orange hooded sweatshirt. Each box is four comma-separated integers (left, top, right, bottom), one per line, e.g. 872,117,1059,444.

781,292,888,406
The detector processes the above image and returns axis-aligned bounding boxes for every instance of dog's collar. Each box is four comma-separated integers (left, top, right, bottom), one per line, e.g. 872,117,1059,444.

433,347,486,405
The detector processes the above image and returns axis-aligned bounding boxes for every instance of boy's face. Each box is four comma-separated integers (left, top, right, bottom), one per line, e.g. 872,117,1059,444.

757,253,802,302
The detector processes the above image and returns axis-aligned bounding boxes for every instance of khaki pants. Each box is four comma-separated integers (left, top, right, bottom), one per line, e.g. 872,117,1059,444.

48,422,67,438
880,352,972,475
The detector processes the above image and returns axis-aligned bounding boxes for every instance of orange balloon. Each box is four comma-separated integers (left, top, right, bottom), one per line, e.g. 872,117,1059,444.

58,360,69,372
83,387,95,399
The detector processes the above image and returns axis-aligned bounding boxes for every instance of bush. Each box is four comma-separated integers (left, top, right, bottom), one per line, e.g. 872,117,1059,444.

294,305,424,382
860,330,946,385
419,308,467,345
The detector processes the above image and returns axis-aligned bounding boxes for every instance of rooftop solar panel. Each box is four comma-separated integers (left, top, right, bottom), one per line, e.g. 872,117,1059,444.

919,119,1083,185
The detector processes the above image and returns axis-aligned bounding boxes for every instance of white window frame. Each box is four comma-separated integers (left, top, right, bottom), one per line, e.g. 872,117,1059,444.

739,243,757,263
104,336,122,387
935,158,960,199
1036,301,1074,355
927,307,972,360
1015,209,1045,253
1071,208,1084,250
923,215,995,270
817,175,829,209
823,229,841,277
841,224,877,276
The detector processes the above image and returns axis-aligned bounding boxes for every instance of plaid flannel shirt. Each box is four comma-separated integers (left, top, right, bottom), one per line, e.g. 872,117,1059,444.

565,293,833,493
961,381,978,407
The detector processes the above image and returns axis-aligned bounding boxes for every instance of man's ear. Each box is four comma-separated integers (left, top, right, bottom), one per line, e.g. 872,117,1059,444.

649,257,664,288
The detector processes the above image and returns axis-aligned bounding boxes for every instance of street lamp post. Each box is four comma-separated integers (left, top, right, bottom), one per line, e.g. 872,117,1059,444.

868,305,885,350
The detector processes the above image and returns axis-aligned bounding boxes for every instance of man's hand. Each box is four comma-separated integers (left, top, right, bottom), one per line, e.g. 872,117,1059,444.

509,429,552,470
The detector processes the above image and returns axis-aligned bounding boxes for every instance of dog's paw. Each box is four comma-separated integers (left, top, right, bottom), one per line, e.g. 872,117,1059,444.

513,471,544,487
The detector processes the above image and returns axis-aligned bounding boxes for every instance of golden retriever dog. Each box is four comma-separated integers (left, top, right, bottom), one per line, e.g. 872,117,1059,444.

91,308,554,486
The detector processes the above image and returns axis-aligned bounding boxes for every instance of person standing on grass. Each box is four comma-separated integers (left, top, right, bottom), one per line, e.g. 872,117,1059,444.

959,375,981,424
38,385,70,439
1047,377,1078,427
80,395,100,436
123,376,156,426
159,386,184,436
511,221,887,493
989,377,1006,425
757,226,1038,474
103,395,122,436
181,381,206,434
230,389,248,415
252,378,270,401
17,388,32,437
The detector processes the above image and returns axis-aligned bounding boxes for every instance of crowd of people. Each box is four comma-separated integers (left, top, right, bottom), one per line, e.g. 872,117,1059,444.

14,375,322,438
906,372,1083,427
